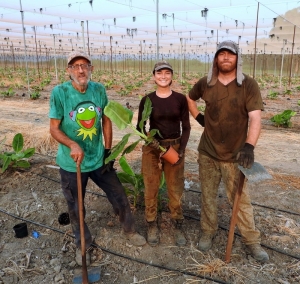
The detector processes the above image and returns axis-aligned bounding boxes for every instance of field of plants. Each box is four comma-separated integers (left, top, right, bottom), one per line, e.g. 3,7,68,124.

0,62,299,284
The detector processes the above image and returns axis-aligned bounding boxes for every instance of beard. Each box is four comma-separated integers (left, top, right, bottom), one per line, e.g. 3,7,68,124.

70,70,92,86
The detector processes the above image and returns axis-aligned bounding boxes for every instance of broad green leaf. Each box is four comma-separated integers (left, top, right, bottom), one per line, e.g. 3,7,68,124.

138,97,152,131
104,101,133,130
2,156,11,172
122,140,142,155
15,160,30,168
23,148,35,158
119,156,135,176
11,152,25,160
104,134,131,163
12,133,23,152
117,172,135,185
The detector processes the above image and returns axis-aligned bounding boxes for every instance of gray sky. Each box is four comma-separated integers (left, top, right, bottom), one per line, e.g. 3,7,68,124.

0,0,300,56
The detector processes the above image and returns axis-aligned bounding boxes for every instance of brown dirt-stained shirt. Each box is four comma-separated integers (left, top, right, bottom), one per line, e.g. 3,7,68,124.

189,74,263,162
137,91,191,152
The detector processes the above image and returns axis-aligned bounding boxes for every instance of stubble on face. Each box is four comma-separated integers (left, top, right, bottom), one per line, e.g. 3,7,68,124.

216,52,237,74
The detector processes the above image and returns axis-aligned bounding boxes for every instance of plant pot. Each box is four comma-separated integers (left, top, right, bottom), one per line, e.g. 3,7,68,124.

160,145,179,165
13,222,28,238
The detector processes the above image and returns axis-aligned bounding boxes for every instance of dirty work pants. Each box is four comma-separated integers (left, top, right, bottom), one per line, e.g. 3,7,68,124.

198,153,261,245
142,144,184,222
59,166,135,249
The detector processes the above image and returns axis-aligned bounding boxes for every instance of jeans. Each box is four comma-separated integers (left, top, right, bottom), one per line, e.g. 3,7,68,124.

59,166,135,248
142,143,184,222
198,153,261,245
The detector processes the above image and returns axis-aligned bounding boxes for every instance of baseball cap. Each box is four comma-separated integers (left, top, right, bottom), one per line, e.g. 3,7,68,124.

67,50,91,65
216,40,238,55
153,61,173,73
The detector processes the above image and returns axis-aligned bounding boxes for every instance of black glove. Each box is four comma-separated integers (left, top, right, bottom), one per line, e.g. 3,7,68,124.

236,143,254,169
148,138,160,150
101,149,115,174
174,150,184,165
195,113,205,127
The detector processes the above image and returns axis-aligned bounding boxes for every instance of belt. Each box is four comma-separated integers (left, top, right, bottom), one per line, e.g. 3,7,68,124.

159,137,181,147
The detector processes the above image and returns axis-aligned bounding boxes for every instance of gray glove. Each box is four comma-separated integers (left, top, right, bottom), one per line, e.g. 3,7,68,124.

195,113,205,127
101,149,115,174
236,143,254,169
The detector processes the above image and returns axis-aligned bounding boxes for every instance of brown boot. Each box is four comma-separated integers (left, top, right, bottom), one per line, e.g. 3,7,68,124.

147,221,159,246
246,244,269,263
125,232,146,246
198,233,215,252
174,220,187,246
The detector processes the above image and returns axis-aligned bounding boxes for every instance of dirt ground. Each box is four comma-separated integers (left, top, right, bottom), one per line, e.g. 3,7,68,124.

0,76,299,284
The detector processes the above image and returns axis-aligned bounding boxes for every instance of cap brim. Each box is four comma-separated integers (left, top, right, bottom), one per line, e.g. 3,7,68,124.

154,65,173,72
217,46,237,54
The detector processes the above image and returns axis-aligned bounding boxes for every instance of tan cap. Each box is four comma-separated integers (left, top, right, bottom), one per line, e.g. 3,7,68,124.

67,50,91,65
153,61,173,73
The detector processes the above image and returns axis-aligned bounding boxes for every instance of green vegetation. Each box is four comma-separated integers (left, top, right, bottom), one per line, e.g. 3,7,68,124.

104,97,166,163
1,87,15,97
267,90,279,100
0,133,35,173
270,110,296,128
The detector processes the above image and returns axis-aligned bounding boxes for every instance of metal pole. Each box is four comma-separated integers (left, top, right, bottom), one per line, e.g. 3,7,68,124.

288,25,296,87
53,35,58,81
33,26,40,80
19,0,30,94
253,2,259,79
81,21,86,52
156,0,159,60
180,38,183,83
86,21,90,56
280,40,286,88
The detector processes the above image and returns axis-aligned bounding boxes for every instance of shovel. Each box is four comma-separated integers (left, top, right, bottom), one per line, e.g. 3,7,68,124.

73,164,101,284
225,162,272,263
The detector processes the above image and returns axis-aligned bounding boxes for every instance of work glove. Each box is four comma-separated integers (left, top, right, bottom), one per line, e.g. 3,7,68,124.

236,143,254,169
195,113,205,127
174,150,184,165
148,138,160,150
101,149,115,174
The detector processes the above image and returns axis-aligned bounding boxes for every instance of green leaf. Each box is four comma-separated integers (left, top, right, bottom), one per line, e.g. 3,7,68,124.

2,156,11,172
122,140,142,155
104,134,131,163
119,156,135,176
117,172,135,185
138,97,152,131
15,160,30,168
23,148,35,158
12,133,23,152
11,152,25,160
104,101,133,130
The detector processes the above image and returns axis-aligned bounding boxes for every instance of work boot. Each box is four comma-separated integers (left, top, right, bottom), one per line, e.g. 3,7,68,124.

198,233,215,252
173,220,187,246
125,232,146,246
146,221,159,246
246,244,269,263
75,247,91,266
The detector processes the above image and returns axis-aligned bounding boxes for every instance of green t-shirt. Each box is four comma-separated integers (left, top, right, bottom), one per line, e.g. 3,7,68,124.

49,81,108,172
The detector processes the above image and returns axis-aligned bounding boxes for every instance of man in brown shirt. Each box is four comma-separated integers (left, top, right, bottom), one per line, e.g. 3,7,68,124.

187,40,269,262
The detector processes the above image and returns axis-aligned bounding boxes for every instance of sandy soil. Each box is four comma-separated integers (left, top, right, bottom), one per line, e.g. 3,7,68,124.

0,77,299,284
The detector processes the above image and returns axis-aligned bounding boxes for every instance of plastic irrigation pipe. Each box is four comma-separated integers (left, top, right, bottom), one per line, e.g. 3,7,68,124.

0,207,229,284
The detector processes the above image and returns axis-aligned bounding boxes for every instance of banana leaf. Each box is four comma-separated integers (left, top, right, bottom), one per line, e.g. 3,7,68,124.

105,133,131,163
104,101,133,130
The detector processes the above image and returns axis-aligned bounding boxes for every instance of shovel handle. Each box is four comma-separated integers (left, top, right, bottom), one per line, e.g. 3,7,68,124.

225,170,245,263
77,165,89,284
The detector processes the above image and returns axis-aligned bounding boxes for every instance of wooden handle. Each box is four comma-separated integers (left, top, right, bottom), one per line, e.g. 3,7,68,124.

225,171,245,263
77,165,88,284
